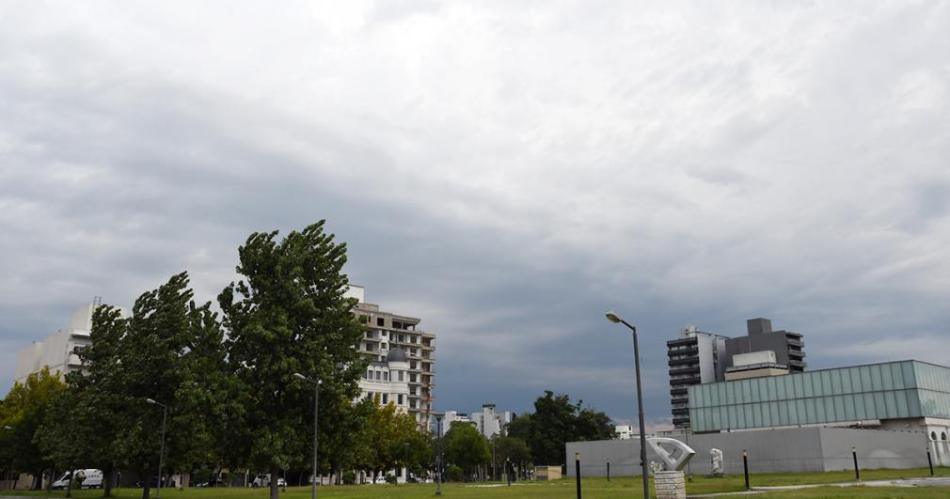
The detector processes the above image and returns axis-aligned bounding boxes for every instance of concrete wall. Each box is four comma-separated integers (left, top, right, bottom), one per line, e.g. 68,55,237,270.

566,427,932,476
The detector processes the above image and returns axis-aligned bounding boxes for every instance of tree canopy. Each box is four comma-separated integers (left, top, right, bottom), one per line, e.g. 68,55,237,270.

506,391,615,465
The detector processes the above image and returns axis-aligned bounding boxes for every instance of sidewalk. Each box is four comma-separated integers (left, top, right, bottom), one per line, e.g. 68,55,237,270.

689,477,950,497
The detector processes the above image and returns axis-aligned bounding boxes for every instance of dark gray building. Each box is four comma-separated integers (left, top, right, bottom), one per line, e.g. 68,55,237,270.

667,326,728,428
725,318,806,373
667,318,806,428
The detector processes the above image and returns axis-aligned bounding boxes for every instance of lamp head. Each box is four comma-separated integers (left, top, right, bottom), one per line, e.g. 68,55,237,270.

605,312,622,324
293,372,307,381
145,398,157,405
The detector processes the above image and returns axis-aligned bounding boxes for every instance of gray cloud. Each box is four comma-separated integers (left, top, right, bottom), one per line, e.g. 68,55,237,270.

1,1,949,422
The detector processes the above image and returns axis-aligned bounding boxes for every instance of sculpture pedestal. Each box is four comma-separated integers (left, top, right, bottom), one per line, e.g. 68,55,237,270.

653,470,686,499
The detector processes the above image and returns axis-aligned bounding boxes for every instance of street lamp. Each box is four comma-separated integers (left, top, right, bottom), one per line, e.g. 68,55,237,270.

294,373,321,499
144,398,167,499
434,414,443,496
605,311,650,499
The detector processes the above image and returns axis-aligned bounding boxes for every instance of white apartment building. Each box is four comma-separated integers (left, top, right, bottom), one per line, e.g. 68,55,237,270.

473,404,513,438
358,348,411,412
349,286,436,429
14,303,97,384
443,410,474,428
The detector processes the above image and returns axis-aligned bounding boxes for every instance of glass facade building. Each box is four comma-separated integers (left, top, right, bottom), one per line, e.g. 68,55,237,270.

689,360,950,433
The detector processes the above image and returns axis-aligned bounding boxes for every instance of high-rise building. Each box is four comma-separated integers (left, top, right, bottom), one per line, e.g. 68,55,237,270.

473,404,513,438
667,318,806,429
350,286,436,429
667,326,729,428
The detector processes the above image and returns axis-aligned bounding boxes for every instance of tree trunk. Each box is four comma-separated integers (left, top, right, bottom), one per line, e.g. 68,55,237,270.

103,467,114,497
269,465,280,499
141,467,152,499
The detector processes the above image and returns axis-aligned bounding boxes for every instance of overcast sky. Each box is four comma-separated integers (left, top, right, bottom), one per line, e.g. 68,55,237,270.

2,1,949,427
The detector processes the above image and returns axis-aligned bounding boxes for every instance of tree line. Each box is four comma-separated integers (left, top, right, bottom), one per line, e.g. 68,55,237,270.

0,220,616,499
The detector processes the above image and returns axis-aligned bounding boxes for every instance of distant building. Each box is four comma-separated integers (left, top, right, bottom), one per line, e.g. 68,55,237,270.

14,303,98,384
667,326,729,428
443,410,474,429
725,318,805,373
614,424,634,440
689,359,950,441
351,286,437,429
667,318,806,428
473,404,513,438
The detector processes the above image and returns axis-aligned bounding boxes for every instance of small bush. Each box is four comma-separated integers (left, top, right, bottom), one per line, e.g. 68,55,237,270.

385,473,397,484
342,471,356,485
446,465,464,482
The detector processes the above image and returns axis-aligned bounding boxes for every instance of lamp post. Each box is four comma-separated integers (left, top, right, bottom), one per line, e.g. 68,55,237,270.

434,414,443,496
144,398,167,498
294,373,321,499
605,311,650,499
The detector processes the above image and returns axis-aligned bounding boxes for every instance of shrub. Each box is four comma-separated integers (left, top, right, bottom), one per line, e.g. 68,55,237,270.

446,465,464,482
342,471,356,485
385,473,397,484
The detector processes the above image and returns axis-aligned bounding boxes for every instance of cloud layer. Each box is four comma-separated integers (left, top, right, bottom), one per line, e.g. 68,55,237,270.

1,0,948,423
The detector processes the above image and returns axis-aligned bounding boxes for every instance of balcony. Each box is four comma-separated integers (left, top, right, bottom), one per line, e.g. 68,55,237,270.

670,387,688,395
668,347,698,357
788,349,805,359
670,376,701,386
669,366,700,376
668,357,697,367
672,407,689,415
787,338,804,347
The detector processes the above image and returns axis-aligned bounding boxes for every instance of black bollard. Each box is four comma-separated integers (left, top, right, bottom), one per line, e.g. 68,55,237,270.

575,453,582,499
927,447,934,476
852,447,860,481
606,461,610,482
742,450,750,490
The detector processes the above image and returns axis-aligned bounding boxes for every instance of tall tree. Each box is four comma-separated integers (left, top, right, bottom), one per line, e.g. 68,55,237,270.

219,221,366,499
507,391,615,466
0,367,66,490
443,422,489,481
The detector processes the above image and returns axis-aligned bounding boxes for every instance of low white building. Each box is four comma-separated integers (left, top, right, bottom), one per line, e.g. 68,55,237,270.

615,425,634,440
14,303,97,384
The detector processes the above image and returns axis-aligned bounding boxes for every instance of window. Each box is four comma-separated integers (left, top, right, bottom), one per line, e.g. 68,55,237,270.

375,371,381,381
383,372,389,381
398,394,404,405
382,394,388,404
377,317,384,327
359,315,369,324
942,432,948,441
398,371,404,382
932,431,938,441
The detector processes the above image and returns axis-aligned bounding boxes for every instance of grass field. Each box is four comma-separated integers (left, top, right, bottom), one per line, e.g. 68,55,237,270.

3,468,949,499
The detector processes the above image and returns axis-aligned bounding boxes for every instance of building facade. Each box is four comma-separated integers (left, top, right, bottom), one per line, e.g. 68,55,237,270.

688,360,950,439
724,318,805,373
667,326,728,428
13,303,97,384
473,404,513,438
350,286,436,429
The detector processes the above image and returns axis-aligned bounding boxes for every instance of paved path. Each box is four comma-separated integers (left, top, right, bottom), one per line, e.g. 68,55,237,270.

689,477,950,497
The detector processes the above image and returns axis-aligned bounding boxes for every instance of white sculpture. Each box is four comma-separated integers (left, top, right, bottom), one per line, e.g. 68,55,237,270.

646,437,696,471
710,448,724,476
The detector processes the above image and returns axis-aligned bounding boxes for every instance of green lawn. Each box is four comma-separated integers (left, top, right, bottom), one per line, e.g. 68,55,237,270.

3,468,949,499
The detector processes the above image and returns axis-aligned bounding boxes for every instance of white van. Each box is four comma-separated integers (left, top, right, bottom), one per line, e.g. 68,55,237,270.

51,469,104,489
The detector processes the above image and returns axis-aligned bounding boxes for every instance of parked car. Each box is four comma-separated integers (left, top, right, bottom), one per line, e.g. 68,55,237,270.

251,474,285,488
51,469,104,490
